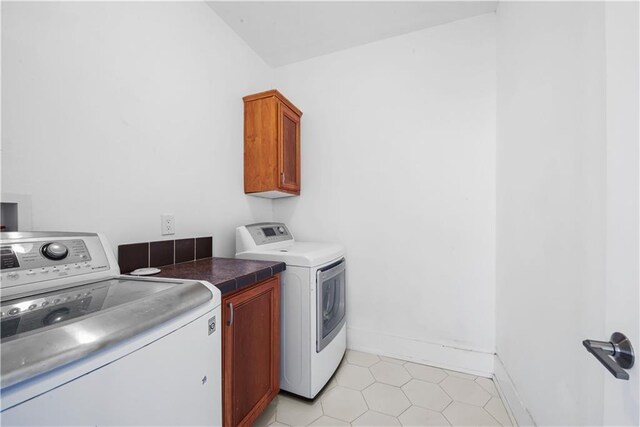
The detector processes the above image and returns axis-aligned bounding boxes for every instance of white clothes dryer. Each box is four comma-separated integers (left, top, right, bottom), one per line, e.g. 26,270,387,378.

236,223,346,399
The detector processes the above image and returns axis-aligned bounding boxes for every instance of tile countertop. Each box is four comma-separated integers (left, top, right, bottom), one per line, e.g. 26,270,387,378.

153,257,286,295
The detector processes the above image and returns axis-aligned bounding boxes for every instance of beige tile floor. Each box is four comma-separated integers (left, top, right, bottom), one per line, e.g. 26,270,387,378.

253,350,516,427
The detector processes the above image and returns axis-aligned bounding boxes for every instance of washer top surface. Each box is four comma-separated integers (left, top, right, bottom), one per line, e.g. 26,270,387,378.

237,241,344,267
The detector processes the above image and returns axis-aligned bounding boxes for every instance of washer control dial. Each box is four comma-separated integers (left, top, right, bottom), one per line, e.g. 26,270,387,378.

41,242,69,261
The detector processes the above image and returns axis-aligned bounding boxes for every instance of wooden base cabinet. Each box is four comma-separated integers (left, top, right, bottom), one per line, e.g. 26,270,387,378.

243,90,302,198
222,275,280,427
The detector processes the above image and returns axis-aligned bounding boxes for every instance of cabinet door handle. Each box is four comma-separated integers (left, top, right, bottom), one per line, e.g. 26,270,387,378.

227,302,234,326
281,172,285,184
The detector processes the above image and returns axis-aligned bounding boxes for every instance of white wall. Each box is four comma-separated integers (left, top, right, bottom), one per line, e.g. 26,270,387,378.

1,2,273,256
496,2,616,425
272,14,496,374
603,3,639,425
2,4,497,375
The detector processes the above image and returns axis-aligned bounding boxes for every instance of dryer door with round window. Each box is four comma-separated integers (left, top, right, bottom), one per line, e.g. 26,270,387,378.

316,259,346,352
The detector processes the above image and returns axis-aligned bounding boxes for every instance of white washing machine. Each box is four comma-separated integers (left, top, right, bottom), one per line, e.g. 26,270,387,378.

236,223,346,399
0,232,222,426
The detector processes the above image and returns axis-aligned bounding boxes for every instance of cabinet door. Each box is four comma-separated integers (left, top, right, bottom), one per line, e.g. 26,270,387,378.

223,276,280,427
278,102,301,193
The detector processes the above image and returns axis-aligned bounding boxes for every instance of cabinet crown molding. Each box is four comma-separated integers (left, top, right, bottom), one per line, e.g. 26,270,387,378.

243,89,303,117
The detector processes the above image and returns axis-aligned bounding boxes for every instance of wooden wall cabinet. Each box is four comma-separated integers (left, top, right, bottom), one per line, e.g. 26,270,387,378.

222,275,280,427
243,90,302,198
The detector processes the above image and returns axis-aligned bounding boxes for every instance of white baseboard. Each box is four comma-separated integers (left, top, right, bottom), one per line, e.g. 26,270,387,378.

346,326,495,378
493,355,536,426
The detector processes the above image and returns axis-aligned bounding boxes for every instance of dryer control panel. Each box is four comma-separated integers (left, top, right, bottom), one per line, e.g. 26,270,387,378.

238,223,293,248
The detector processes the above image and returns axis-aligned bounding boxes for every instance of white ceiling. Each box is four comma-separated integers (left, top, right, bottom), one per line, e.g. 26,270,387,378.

207,1,497,67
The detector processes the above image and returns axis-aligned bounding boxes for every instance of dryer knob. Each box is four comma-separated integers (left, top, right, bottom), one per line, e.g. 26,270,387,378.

278,227,285,234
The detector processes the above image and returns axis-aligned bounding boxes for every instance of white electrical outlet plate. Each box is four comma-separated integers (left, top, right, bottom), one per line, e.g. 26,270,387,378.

161,214,175,235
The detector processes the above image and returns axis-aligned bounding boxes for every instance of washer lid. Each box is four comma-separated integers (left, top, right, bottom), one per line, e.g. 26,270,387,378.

0,276,213,389
237,241,345,267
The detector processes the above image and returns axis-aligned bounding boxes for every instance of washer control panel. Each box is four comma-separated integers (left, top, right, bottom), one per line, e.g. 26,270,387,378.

245,223,293,246
2,239,90,270
0,234,111,290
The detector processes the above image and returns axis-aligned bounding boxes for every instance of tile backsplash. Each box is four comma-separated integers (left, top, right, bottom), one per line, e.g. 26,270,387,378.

149,240,173,268
118,236,213,273
175,238,195,264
